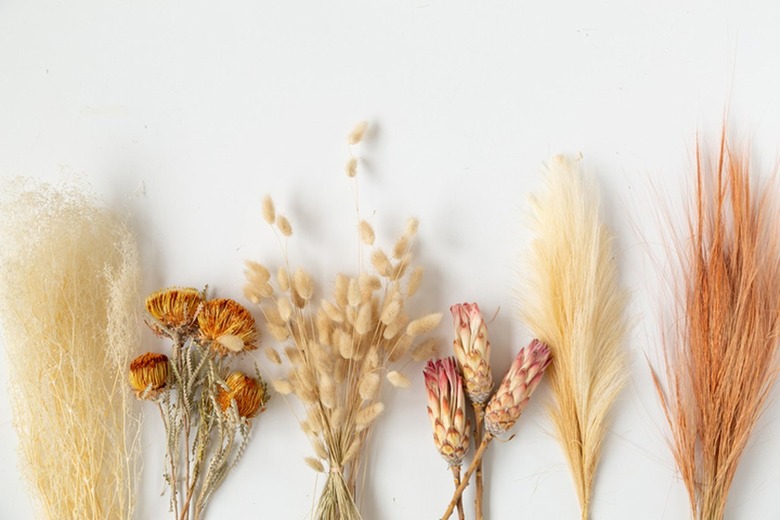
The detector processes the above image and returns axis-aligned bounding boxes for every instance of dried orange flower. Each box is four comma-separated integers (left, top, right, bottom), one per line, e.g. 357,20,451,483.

424,357,471,467
145,287,203,331
217,371,268,418
129,352,169,399
197,298,258,356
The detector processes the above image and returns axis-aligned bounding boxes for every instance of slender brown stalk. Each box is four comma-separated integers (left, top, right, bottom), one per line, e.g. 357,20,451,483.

471,402,485,520
442,436,493,520
651,131,780,519
449,466,466,520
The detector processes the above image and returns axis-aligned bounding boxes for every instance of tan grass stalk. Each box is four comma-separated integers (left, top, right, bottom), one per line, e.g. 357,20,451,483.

650,132,780,520
0,182,142,520
520,155,628,519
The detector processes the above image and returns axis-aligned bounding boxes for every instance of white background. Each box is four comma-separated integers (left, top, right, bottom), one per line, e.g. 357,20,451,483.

3,1,780,519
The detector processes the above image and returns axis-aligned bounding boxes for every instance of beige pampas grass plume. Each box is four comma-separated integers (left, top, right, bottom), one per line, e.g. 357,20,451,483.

0,181,142,520
651,132,780,520
520,155,628,519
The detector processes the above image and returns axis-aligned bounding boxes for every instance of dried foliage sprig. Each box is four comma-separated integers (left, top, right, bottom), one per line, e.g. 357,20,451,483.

439,340,551,520
650,133,780,520
520,155,628,519
132,287,269,520
0,182,142,520
245,122,442,520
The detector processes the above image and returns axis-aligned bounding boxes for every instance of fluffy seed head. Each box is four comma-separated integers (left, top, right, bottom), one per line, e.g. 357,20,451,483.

359,220,375,245
276,215,293,237
347,121,369,145
406,313,443,337
262,195,276,224
345,157,358,178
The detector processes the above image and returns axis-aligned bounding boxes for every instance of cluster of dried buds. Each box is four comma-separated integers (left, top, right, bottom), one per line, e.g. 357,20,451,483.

424,303,552,520
128,287,269,520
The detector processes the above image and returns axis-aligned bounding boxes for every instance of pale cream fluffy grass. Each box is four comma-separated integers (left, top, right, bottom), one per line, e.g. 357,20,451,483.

520,155,627,520
0,182,142,520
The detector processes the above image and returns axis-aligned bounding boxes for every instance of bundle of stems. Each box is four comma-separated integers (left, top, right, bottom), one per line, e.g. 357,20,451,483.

650,132,780,519
0,182,142,520
520,155,628,519
132,288,269,520
244,122,442,520
437,339,551,520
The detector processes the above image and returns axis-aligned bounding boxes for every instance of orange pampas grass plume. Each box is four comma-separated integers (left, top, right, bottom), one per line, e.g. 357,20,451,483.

651,131,780,520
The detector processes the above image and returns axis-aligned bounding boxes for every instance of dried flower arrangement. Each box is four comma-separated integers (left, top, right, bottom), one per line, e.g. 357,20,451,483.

520,155,628,519
427,303,551,520
0,182,142,520
243,122,442,520
650,132,780,519
131,287,269,520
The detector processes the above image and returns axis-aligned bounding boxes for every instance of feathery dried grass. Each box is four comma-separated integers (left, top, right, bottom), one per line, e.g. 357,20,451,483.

520,155,627,519
245,124,440,519
650,133,780,520
0,182,142,520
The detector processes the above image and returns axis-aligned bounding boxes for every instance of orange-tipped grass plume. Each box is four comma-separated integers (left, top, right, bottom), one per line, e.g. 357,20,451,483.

520,154,628,519
651,132,780,520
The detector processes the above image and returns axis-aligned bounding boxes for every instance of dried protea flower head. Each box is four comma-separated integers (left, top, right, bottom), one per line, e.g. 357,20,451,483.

128,352,169,399
424,357,471,467
197,298,259,356
485,339,551,436
451,302,493,404
145,287,203,335
217,371,268,419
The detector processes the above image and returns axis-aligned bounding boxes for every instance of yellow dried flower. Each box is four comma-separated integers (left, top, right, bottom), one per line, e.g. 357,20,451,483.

451,302,493,404
198,298,259,356
217,371,268,418
145,287,203,331
129,352,169,399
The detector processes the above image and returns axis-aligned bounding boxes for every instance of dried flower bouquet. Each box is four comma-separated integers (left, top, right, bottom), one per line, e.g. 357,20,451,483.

244,122,441,520
130,287,269,520
426,303,551,520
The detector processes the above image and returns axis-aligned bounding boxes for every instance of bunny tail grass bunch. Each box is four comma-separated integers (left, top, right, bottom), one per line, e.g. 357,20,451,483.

650,132,780,520
132,287,269,520
437,339,551,520
0,181,142,520
244,122,442,520
520,155,628,519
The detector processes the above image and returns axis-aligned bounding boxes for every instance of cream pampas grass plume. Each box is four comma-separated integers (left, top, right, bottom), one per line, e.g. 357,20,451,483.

520,155,628,519
650,133,780,520
0,181,142,520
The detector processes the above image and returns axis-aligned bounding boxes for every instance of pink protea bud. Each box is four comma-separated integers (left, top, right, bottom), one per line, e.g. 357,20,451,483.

451,303,493,404
424,357,471,467
485,339,551,436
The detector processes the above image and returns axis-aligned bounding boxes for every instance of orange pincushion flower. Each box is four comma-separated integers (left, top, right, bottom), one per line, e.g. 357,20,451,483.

145,287,203,331
197,298,258,355
217,371,267,418
129,352,169,399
